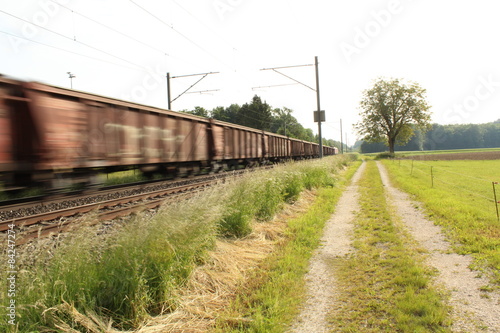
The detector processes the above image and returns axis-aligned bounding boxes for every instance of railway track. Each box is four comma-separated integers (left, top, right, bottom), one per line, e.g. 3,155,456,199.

0,173,234,245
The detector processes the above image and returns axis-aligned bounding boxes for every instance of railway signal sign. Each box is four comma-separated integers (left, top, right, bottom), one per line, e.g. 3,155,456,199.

314,110,325,122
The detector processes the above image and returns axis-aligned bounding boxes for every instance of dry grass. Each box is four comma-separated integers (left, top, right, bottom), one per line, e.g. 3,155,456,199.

135,191,316,333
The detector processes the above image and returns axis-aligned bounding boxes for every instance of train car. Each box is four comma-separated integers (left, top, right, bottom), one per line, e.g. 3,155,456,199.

0,77,37,186
0,78,18,176
3,80,221,185
209,120,266,169
290,138,304,159
303,141,314,158
0,76,338,189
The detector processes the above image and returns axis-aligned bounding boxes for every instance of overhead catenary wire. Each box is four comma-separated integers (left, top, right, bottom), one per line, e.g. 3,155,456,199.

126,0,255,89
128,0,234,71
51,0,171,57
47,1,215,78
171,0,238,52
0,9,151,73
0,30,146,73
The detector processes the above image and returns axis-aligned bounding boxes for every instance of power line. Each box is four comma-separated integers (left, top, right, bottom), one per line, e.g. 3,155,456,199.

0,30,143,72
169,71,220,107
129,0,233,70
0,9,149,72
258,64,316,91
252,83,299,90
171,0,237,52
48,0,209,71
51,0,170,57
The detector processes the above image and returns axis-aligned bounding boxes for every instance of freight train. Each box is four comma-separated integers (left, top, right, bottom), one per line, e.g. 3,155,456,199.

0,75,337,189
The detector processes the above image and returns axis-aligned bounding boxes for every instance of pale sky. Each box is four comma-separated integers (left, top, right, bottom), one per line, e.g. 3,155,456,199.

1,0,499,146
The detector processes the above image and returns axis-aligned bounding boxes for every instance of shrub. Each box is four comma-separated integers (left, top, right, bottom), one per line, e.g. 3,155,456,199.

254,177,284,221
280,171,304,203
218,180,256,237
375,152,397,159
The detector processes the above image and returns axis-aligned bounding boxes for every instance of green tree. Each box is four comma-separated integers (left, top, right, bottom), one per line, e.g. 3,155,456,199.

182,106,209,118
355,78,432,153
271,107,303,137
239,95,273,131
211,104,241,123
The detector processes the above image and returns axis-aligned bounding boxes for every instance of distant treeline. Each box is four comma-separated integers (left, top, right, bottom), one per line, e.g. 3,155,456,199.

182,95,343,149
359,120,500,153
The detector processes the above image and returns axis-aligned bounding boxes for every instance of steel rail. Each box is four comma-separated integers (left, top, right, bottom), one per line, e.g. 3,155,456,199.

2,180,214,244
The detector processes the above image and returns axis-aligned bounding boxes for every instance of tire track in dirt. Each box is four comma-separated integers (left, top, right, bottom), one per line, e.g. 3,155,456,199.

377,161,500,333
290,161,366,333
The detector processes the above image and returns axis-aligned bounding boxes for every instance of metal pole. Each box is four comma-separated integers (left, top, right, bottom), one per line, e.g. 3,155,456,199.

315,56,323,158
340,118,343,154
67,72,75,89
431,166,434,188
493,182,499,221
345,133,348,153
166,72,171,110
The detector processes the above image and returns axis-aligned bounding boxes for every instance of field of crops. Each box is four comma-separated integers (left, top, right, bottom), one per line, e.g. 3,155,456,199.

383,157,500,285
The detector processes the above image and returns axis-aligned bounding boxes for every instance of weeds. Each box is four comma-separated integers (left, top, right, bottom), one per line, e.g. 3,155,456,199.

103,170,146,186
218,158,349,238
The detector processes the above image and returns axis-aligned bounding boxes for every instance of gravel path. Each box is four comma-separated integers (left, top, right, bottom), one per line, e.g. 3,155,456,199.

290,161,366,332
290,161,500,332
377,161,500,333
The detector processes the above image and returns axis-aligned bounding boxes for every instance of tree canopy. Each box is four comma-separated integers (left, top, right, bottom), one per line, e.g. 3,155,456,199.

355,78,432,153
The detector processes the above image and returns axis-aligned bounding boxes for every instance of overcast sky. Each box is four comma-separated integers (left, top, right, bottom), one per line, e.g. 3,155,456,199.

1,0,499,145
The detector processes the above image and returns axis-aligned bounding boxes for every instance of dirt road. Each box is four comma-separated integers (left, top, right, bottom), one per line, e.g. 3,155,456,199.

291,161,500,333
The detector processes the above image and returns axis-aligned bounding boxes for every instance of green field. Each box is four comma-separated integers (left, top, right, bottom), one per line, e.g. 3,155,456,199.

398,147,500,156
383,158,500,286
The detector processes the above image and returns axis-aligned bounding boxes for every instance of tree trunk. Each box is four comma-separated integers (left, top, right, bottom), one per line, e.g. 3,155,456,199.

388,136,395,154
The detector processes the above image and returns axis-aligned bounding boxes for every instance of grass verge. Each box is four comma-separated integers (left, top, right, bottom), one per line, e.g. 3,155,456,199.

214,157,362,332
383,159,500,286
329,161,450,332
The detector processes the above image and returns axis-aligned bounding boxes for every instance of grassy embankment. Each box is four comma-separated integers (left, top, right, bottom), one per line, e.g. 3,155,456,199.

383,158,500,286
215,157,362,332
1,154,358,332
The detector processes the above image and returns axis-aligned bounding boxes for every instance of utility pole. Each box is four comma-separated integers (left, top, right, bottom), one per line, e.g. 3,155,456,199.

340,118,343,154
166,71,219,111
257,56,325,158
345,133,348,153
67,72,75,89
314,56,323,158
166,72,172,110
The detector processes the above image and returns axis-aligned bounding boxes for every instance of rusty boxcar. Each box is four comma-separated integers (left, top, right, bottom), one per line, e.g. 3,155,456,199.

0,76,337,188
